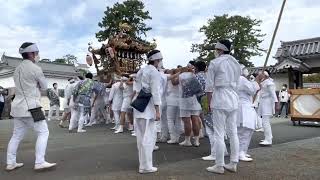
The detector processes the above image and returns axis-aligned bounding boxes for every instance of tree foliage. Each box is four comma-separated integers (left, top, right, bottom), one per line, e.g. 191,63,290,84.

96,0,152,42
191,14,266,67
53,54,78,65
304,73,320,83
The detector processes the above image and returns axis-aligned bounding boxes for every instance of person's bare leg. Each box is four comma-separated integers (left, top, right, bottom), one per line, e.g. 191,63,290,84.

179,117,192,146
191,115,201,146
59,112,70,127
128,112,134,131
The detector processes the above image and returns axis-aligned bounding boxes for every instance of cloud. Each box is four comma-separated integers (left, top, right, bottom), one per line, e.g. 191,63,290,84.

1,0,320,71
70,2,88,22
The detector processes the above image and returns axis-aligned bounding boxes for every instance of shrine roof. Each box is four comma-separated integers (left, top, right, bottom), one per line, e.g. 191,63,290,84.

0,55,80,78
274,37,320,59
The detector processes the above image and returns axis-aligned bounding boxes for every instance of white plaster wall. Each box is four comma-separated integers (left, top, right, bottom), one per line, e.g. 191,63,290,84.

272,73,289,91
46,77,69,90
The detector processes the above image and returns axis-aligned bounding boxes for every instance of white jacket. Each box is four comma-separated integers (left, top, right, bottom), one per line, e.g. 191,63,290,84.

258,78,278,116
11,60,47,117
134,65,161,120
206,54,241,112
109,82,123,111
237,76,260,129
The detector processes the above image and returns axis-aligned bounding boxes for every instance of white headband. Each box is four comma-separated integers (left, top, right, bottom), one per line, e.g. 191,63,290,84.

215,42,229,51
129,74,137,78
121,77,128,81
19,43,39,54
148,52,163,61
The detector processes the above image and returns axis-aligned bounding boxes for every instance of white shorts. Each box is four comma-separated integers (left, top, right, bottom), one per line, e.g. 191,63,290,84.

180,110,201,118
64,108,71,113
121,97,133,112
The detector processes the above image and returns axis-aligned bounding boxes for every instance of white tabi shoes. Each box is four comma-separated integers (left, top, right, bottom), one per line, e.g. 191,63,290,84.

5,163,24,171
239,152,253,162
202,155,216,161
77,129,87,133
34,162,57,171
167,137,180,144
139,167,158,174
224,163,237,173
255,128,264,132
131,131,136,136
206,165,224,174
259,140,272,146
114,125,124,134
179,140,192,147
153,145,160,151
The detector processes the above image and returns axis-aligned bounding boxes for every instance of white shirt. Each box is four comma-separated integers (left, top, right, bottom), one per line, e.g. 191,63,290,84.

258,78,278,116
237,76,260,129
0,95,4,103
279,89,290,102
134,65,161,120
11,60,47,117
122,83,133,98
206,54,241,112
166,81,179,106
160,72,169,107
63,82,77,109
109,82,123,111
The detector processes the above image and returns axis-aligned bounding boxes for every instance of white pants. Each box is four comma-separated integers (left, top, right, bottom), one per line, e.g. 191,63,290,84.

135,118,157,170
212,109,239,166
89,105,106,125
237,127,254,154
69,107,80,130
113,110,121,127
48,105,60,120
160,105,169,139
7,118,49,165
78,107,89,131
262,115,273,143
167,105,183,139
255,108,263,129
206,125,228,157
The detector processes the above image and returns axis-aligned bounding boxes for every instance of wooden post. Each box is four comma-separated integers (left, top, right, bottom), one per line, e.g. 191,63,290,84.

263,0,287,70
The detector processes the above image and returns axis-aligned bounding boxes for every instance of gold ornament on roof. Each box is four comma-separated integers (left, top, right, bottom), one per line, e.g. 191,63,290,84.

87,22,157,82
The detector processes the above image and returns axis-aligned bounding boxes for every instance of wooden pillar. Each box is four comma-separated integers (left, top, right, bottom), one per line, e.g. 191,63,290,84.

288,68,295,89
298,71,303,88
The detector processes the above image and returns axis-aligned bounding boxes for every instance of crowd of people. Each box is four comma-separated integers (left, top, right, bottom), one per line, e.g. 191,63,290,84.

5,40,280,175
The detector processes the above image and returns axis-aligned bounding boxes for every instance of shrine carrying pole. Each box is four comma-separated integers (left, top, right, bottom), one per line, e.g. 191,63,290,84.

263,0,287,70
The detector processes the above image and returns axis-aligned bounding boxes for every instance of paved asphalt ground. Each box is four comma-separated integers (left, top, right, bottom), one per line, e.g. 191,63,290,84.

0,117,319,180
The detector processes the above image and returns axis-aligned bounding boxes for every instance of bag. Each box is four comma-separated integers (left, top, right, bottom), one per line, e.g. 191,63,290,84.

181,73,203,98
18,70,45,122
131,89,152,112
29,107,46,122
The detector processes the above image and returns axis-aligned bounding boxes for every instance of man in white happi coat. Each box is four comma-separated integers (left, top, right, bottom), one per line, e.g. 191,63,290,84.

109,77,123,131
133,50,162,174
258,70,278,146
6,42,56,171
157,68,170,143
206,40,241,174
59,78,77,128
237,65,260,162
114,76,134,133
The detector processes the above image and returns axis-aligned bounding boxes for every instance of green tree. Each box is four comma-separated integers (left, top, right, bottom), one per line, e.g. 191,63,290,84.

304,73,320,83
40,58,51,62
53,54,78,65
96,0,152,42
191,14,266,67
